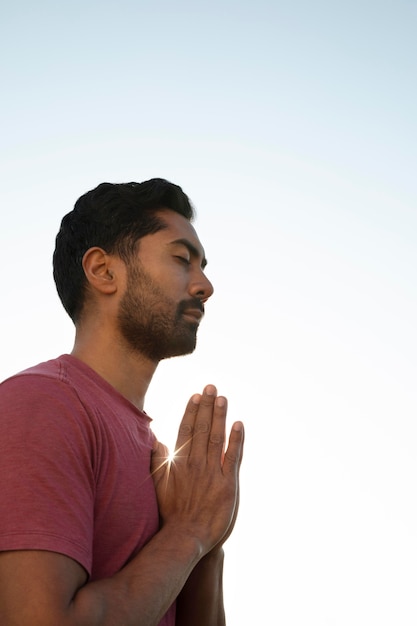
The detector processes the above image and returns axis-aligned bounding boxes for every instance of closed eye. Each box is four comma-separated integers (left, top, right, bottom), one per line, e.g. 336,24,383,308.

175,256,191,266
168,238,208,270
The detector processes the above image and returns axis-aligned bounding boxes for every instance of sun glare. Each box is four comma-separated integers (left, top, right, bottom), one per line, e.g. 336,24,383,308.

167,449,177,464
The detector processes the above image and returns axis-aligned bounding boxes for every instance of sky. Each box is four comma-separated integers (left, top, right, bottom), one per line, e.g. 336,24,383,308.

1,0,417,623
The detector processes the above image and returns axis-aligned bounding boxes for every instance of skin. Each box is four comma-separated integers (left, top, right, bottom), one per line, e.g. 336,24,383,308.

0,209,244,626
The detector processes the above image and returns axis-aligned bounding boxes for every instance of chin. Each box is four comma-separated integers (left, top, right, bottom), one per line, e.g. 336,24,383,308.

162,335,198,360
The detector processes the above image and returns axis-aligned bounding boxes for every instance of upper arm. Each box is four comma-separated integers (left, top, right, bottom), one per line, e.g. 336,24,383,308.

0,376,95,575
0,549,88,626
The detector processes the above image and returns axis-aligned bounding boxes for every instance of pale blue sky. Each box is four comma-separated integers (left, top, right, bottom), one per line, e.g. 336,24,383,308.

1,1,416,624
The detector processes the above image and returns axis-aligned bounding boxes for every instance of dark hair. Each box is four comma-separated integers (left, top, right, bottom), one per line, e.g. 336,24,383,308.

53,178,195,322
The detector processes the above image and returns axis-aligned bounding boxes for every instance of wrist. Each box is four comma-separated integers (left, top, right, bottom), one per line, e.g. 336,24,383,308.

190,546,225,577
158,523,205,563
201,546,225,563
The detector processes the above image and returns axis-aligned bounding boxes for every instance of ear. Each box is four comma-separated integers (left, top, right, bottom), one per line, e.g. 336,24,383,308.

82,247,119,295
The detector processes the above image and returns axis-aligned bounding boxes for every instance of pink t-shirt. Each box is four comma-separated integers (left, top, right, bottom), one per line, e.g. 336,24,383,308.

0,354,175,625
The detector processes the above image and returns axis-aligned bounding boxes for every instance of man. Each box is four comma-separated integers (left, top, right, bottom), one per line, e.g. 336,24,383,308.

0,179,244,625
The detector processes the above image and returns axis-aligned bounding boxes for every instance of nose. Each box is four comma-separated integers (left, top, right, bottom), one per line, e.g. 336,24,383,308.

190,269,214,303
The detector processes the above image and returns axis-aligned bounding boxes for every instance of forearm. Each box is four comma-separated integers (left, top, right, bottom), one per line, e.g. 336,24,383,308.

175,548,226,626
71,526,204,626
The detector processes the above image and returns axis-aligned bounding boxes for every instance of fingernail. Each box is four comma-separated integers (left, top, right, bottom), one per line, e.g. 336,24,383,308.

233,421,243,431
192,393,201,404
215,396,226,408
205,384,216,396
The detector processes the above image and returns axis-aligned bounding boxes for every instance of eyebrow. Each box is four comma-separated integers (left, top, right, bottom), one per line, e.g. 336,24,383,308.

169,238,208,269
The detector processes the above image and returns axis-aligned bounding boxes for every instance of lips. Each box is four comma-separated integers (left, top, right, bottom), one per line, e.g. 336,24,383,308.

178,299,205,323
181,309,204,322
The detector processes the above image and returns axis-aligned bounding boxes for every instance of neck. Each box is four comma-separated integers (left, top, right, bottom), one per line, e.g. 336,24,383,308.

71,327,158,412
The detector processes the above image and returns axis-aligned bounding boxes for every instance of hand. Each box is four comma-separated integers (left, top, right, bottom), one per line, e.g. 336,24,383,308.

151,385,244,556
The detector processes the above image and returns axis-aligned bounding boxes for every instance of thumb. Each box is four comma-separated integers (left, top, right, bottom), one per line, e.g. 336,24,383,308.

151,439,170,476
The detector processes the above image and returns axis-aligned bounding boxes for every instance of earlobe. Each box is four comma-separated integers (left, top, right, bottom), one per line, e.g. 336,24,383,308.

82,247,118,295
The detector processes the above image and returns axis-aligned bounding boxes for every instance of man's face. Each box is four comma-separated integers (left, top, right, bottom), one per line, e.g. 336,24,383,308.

117,209,214,362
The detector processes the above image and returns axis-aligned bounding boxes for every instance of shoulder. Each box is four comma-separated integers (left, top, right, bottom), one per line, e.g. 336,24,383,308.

0,356,97,444
1,355,70,394
0,356,98,488
2,356,80,408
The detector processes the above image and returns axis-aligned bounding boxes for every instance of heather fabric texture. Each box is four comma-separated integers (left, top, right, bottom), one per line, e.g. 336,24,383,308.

0,355,175,625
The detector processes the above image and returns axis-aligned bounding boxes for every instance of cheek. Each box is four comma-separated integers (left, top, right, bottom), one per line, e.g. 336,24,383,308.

137,259,189,301
159,268,189,294
155,274,186,306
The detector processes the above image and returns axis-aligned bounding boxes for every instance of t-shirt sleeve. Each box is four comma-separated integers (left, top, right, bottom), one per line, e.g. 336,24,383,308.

0,374,96,575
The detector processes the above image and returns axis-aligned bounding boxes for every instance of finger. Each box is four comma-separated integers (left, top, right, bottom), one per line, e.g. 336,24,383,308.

206,395,228,464
188,384,218,461
222,421,245,475
174,393,201,457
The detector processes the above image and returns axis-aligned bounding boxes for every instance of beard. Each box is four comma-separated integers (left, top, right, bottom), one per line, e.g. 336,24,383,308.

117,262,204,362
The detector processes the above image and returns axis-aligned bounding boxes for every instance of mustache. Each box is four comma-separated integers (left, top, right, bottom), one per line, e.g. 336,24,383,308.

177,298,205,315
